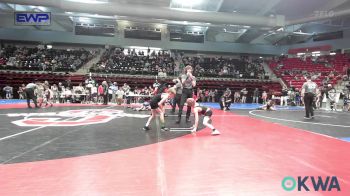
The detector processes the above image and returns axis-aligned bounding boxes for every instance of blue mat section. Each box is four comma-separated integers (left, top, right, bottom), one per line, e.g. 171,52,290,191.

340,137,350,142
199,102,304,110
0,99,26,105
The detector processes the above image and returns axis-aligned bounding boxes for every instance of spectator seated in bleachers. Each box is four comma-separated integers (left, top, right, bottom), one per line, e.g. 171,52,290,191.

90,47,266,79
0,45,96,72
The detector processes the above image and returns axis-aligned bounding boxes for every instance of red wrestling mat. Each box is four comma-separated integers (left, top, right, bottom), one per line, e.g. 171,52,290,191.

0,106,349,195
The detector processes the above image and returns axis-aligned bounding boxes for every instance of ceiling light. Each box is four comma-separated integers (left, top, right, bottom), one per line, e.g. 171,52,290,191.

172,0,203,6
65,0,108,4
192,26,202,31
78,17,90,22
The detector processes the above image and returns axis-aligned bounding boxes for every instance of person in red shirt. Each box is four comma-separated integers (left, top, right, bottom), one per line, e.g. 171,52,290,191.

98,84,104,103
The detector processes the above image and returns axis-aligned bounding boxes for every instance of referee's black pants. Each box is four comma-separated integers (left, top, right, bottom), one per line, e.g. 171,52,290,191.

304,93,315,118
172,93,182,113
178,88,193,121
25,88,38,108
103,94,108,105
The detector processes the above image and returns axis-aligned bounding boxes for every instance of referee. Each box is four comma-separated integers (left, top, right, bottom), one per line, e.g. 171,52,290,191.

176,65,196,123
301,75,318,119
25,81,39,108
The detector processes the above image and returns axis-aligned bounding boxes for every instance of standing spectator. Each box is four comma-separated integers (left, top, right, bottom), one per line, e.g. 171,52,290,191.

289,89,296,106
102,81,109,105
234,91,240,103
199,89,205,102
241,88,248,103
3,85,13,99
252,88,259,104
174,61,180,76
280,87,288,106
97,83,104,103
295,88,301,106
116,88,124,105
204,89,209,102
122,83,131,104
225,88,232,100
36,82,45,107
343,90,349,111
208,90,214,102
91,84,98,103
213,89,218,102
109,82,118,103
328,87,337,111
51,84,58,103
58,82,64,103
262,91,268,105
43,85,53,107
18,84,26,99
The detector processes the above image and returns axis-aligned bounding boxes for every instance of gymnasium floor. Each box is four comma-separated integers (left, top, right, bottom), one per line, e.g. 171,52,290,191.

0,100,349,195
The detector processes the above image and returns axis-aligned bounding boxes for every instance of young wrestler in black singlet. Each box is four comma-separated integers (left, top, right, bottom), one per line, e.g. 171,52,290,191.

143,88,176,131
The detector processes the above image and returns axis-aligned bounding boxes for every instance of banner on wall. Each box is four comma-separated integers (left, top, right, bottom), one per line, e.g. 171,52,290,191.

14,12,51,26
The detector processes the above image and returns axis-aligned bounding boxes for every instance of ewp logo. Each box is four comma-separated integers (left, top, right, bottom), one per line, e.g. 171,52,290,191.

282,176,341,192
15,12,51,26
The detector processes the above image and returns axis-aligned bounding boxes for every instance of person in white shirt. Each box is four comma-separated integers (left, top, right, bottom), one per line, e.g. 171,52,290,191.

116,88,124,105
241,88,248,103
262,91,268,105
91,85,98,104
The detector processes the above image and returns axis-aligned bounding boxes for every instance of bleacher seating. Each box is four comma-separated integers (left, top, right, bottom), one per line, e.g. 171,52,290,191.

91,47,266,79
269,54,349,89
0,46,95,72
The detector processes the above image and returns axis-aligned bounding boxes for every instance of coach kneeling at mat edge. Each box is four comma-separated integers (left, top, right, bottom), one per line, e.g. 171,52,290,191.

177,65,196,123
